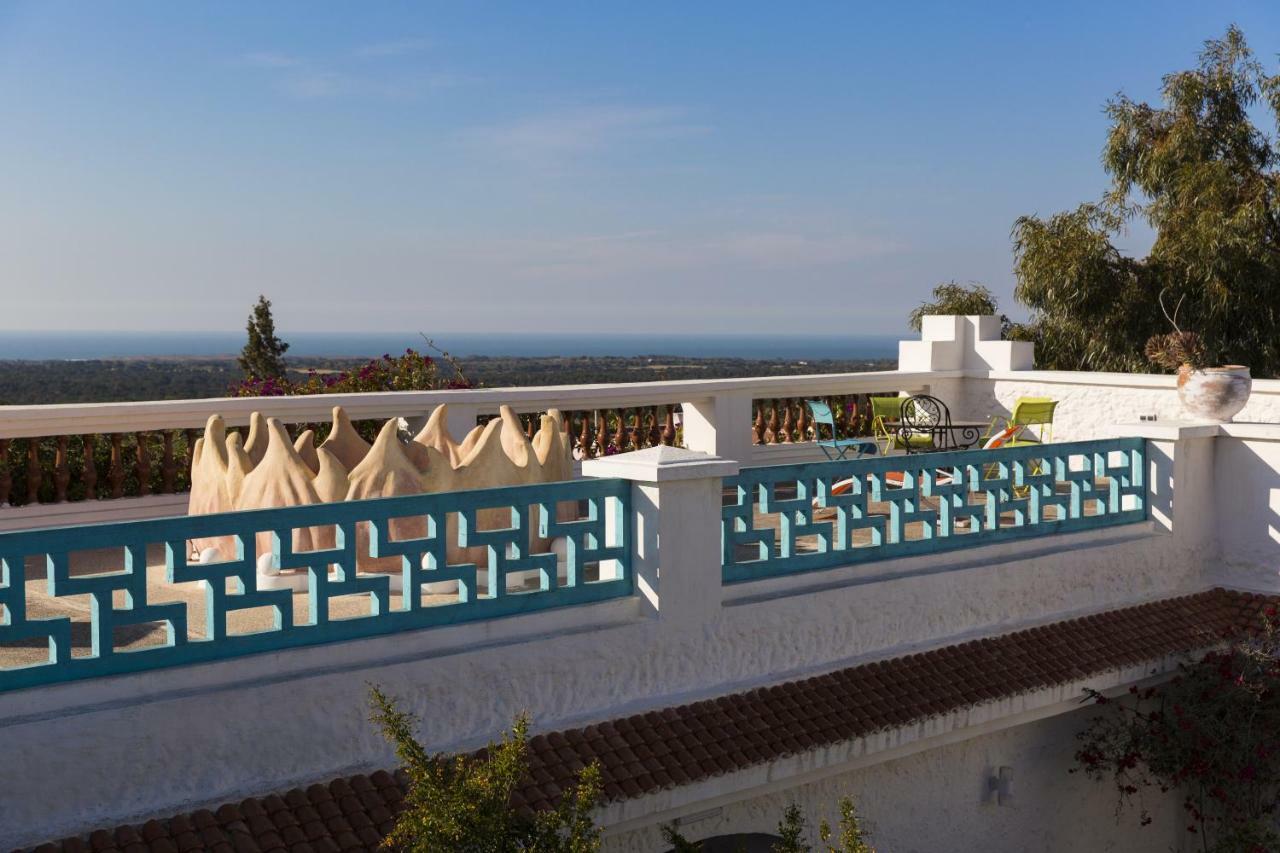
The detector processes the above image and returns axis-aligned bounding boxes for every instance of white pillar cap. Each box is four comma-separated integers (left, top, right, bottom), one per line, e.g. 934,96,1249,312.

581,445,740,483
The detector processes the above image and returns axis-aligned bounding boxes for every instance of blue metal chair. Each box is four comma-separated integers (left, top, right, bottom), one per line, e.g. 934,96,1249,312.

805,400,878,461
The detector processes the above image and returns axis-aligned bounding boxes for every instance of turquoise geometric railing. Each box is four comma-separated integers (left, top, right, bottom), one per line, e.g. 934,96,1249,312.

723,438,1146,584
0,478,630,692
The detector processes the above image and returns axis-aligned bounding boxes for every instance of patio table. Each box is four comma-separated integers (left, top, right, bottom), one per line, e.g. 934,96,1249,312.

883,420,986,453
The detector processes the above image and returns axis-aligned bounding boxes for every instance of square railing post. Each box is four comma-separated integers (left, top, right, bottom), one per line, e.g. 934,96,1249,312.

681,393,754,467
582,446,739,627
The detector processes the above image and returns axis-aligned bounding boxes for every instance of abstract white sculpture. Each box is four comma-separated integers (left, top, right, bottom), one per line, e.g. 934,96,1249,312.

188,404,575,592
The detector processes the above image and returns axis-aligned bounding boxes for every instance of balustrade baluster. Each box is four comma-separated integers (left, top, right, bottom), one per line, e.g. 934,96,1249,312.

753,404,765,445
0,439,10,506
779,399,794,443
764,400,779,444
595,411,608,457
629,410,642,449
82,435,97,501
646,406,661,447
26,439,42,504
525,414,536,440
796,402,809,442
54,436,70,502
575,413,590,459
662,405,676,446
611,409,628,453
109,434,126,499
161,431,177,494
135,432,152,497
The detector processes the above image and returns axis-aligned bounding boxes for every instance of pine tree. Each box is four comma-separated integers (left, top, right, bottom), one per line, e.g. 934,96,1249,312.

238,295,290,381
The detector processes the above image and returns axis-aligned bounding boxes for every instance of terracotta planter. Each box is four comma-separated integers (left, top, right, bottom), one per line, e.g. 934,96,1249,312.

1177,365,1252,422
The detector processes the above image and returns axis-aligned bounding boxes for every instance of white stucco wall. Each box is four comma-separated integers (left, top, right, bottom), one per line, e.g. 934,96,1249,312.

0,512,1202,847
604,704,1181,853
1210,431,1280,591
957,371,1280,442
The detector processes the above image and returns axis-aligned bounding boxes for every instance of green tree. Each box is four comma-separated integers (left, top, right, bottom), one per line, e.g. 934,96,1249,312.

238,295,290,381
1012,26,1280,374
818,799,876,853
773,804,808,853
369,686,603,852
907,282,1007,333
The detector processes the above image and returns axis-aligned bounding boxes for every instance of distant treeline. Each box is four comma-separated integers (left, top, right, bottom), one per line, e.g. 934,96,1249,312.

0,355,894,405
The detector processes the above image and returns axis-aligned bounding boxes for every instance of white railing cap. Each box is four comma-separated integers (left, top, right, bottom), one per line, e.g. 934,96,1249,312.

582,445,740,482
0,369,947,438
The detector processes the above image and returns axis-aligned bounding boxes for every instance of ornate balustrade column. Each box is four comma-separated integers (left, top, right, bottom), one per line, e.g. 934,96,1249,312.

764,400,779,444
595,411,607,457
576,413,592,459
779,399,794,444
611,409,628,453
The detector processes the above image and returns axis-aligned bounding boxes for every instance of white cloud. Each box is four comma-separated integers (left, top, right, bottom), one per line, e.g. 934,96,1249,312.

235,48,461,101
238,51,303,69
466,106,710,162
353,38,431,59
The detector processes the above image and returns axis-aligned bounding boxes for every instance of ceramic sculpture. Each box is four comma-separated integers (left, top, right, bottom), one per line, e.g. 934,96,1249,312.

187,404,575,592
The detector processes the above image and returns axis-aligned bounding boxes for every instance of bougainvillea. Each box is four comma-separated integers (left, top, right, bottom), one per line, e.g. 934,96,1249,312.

1073,611,1280,852
230,348,473,398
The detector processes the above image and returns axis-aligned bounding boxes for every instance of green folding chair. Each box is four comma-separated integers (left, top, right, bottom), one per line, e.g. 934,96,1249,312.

983,397,1058,447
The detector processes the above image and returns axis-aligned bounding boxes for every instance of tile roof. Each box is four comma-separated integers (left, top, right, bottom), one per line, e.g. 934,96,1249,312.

22,587,1276,853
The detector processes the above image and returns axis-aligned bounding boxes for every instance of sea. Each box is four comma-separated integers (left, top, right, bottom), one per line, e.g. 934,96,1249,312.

0,331,899,361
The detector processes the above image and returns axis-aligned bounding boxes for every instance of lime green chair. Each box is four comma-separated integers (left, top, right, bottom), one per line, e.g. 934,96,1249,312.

870,396,935,454
994,397,1057,447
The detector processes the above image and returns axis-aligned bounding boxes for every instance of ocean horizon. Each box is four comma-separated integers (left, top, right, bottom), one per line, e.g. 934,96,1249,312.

0,330,900,361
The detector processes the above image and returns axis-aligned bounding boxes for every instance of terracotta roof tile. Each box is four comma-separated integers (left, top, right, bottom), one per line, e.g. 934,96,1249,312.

22,588,1274,853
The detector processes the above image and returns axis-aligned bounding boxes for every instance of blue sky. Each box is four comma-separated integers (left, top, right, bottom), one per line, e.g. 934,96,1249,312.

2,2,1278,337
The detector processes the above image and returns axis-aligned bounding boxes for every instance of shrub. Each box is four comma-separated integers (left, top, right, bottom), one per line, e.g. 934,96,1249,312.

369,686,602,852
1072,614,1280,852
661,797,875,852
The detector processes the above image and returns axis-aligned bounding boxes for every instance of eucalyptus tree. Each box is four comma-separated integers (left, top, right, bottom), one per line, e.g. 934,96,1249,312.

1012,26,1280,374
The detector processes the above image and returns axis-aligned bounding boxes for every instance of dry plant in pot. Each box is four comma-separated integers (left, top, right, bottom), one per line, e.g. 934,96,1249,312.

1145,292,1251,422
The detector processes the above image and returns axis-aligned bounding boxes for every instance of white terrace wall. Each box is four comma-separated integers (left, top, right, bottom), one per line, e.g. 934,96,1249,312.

956,370,1280,442
0,439,1206,848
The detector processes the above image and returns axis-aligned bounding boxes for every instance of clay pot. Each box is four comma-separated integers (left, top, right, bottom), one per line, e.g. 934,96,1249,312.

1177,365,1252,422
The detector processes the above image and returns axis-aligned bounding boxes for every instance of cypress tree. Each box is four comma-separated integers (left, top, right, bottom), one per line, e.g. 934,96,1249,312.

238,295,290,381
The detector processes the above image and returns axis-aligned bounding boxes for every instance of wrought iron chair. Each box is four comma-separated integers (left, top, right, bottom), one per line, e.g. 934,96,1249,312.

896,394,980,453
805,400,877,461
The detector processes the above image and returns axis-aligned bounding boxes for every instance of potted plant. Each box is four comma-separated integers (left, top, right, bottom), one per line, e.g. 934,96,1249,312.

1145,292,1251,422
